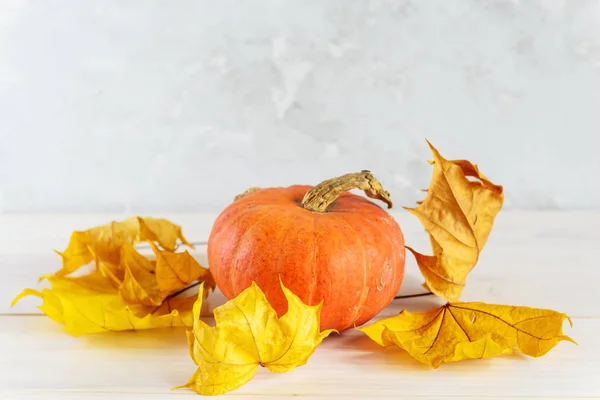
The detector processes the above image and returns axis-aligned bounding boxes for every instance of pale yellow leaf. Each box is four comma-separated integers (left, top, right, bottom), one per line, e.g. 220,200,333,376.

405,141,504,301
46,217,191,280
138,217,194,251
11,271,196,336
11,288,64,325
118,243,161,306
177,281,335,396
149,241,215,298
359,302,575,368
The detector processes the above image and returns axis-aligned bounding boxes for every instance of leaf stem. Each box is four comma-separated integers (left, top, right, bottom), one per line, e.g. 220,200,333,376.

394,292,434,300
167,281,201,299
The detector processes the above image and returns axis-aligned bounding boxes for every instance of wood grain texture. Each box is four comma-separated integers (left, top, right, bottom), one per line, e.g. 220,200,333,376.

0,316,595,398
1,212,599,399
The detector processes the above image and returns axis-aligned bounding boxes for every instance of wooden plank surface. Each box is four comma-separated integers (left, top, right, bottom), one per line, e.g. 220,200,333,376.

1,212,599,399
0,315,596,399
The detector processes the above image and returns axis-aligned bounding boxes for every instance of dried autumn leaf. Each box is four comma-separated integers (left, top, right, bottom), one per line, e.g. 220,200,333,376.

11,271,200,336
149,241,216,298
405,141,504,301
119,243,162,306
177,281,336,396
359,302,575,368
117,243,215,307
48,217,192,280
138,217,194,251
95,248,125,287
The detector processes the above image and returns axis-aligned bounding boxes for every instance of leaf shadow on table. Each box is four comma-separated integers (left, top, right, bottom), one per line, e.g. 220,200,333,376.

383,296,444,317
79,327,188,350
335,332,431,371
340,330,532,374
331,283,533,374
386,274,445,310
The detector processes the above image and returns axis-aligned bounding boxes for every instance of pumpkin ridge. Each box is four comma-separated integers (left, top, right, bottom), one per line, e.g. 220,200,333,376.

356,213,403,328
209,203,269,290
386,213,406,302
229,208,281,295
386,216,400,311
275,212,302,310
339,216,369,330
308,213,319,306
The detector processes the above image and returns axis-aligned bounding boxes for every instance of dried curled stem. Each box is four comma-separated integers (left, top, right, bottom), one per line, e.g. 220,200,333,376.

233,187,261,202
301,170,393,213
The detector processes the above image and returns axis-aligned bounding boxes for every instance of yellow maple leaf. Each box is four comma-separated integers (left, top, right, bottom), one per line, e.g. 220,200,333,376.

149,241,216,298
11,271,198,336
116,243,215,307
119,243,162,306
47,217,193,280
177,281,336,396
95,248,126,287
405,141,504,301
359,302,575,368
138,217,194,251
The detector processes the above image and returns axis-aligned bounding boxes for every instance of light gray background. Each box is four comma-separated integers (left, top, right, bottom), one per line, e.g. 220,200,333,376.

1,0,599,213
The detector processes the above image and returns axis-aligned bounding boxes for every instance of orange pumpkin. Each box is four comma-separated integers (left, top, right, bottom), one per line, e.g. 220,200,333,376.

207,171,406,332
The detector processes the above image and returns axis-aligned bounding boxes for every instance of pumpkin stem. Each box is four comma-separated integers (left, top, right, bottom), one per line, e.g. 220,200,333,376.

301,170,393,212
233,187,261,202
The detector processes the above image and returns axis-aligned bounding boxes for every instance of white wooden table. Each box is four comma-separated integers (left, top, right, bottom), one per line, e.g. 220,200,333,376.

1,212,599,399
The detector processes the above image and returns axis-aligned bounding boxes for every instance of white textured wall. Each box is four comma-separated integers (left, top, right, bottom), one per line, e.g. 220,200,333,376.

1,0,599,213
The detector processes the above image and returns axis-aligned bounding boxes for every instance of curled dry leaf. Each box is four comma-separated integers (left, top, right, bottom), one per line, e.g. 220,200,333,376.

11,271,199,336
149,241,215,299
119,243,162,306
359,302,575,368
405,141,504,302
13,217,214,335
46,217,193,280
118,243,216,307
177,281,336,396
